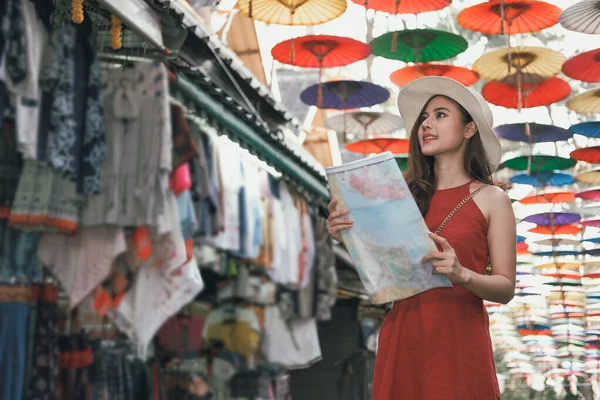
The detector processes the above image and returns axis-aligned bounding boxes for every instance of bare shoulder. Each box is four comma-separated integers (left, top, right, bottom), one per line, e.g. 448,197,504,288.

470,182,513,223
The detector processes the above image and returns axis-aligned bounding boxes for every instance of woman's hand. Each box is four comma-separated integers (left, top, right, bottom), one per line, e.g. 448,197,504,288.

326,199,353,243
421,232,470,285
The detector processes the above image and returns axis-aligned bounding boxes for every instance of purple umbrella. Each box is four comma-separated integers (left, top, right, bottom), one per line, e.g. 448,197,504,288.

300,80,390,109
523,212,581,226
495,123,574,143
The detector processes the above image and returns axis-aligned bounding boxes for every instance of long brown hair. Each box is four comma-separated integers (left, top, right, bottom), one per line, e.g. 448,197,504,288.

405,96,494,216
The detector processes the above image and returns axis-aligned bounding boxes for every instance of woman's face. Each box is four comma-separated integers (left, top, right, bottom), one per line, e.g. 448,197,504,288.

416,95,475,157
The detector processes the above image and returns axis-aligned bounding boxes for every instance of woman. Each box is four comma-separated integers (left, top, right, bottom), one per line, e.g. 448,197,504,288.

326,76,516,400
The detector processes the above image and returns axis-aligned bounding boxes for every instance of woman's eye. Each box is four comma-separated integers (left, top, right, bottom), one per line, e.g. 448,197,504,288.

436,112,446,118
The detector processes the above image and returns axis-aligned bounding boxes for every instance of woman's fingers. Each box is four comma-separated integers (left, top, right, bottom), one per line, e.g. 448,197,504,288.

328,209,349,220
327,199,338,213
329,217,353,227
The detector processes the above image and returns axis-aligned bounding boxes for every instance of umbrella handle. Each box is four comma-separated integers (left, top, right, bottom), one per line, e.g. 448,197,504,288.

317,66,323,108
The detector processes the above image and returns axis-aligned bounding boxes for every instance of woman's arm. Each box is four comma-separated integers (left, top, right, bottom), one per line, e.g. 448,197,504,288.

423,187,517,304
460,187,517,304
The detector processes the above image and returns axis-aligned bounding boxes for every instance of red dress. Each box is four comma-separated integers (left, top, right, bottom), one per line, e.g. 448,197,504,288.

371,181,500,400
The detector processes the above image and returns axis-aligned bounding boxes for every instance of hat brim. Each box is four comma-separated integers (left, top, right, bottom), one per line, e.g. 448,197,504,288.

397,76,502,173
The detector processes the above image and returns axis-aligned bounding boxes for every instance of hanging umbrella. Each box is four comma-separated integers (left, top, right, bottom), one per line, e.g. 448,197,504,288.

510,171,575,187
504,155,576,173
300,80,390,109
325,111,404,137
370,29,468,62
574,167,600,185
271,35,371,106
534,250,582,257
562,48,600,83
350,0,451,15
482,77,571,109
559,0,600,35
519,191,576,204
524,212,581,227
535,238,581,247
567,89,600,113
581,218,600,228
473,47,565,107
576,187,600,201
494,123,573,143
345,138,410,155
457,0,560,36
529,225,583,235
569,122,600,138
570,146,600,163
236,0,347,26
390,63,478,86
395,156,410,171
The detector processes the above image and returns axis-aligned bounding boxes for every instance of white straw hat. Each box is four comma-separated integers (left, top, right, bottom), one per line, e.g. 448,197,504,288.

396,76,502,173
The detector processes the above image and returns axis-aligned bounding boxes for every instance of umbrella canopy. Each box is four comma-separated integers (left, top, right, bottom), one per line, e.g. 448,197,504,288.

271,35,370,67
473,46,565,82
510,171,575,187
457,0,561,35
390,63,478,86
562,48,600,83
576,187,600,201
533,250,582,257
345,138,410,155
529,225,582,235
350,0,451,15
236,0,347,26
494,123,573,143
519,191,576,204
482,77,571,109
300,80,390,109
559,0,600,35
575,167,600,185
569,122,600,138
523,212,581,227
570,146,600,163
370,29,468,63
535,238,581,247
567,88,600,113
504,155,576,173
325,111,404,136
395,155,409,171
581,218,600,228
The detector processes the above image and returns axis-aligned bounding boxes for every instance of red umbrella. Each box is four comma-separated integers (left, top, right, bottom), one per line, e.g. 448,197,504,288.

457,0,561,35
350,0,451,15
482,77,571,109
528,225,583,235
562,48,600,83
271,35,370,105
570,146,600,163
576,187,600,201
519,191,576,204
345,138,409,155
390,63,478,86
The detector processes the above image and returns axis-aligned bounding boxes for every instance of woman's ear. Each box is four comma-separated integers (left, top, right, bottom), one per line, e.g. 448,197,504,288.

464,121,477,139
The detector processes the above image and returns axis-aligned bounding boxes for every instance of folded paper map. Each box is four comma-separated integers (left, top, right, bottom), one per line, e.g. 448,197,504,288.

326,152,451,304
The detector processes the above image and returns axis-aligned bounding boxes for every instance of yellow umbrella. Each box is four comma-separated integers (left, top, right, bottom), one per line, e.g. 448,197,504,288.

566,88,600,113
574,166,600,185
473,46,565,110
236,0,347,26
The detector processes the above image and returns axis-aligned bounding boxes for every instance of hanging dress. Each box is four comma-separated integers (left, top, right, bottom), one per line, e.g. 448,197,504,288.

372,181,500,400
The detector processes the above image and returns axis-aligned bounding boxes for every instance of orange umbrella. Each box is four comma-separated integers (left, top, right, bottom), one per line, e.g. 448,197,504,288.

350,0,451,15
457,0,561,35
519,191,576,205
528,225,583,235
482,77,571,109
390,63,478,86
345,138,409,155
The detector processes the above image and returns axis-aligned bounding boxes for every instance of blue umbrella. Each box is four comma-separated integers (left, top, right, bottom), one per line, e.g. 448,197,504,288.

569,121,600,138
583,248,600,257
583,237,600,244
510,171,575,187
517,235,527,243
533,250,582,257
300,80,390,109
495,123,574,143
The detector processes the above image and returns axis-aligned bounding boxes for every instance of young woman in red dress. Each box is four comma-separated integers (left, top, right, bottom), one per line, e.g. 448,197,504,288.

327,76,517,400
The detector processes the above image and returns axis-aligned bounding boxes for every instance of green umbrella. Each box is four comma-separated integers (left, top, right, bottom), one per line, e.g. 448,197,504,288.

370,29,468,63
395,155,409,171
504,155,576,173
